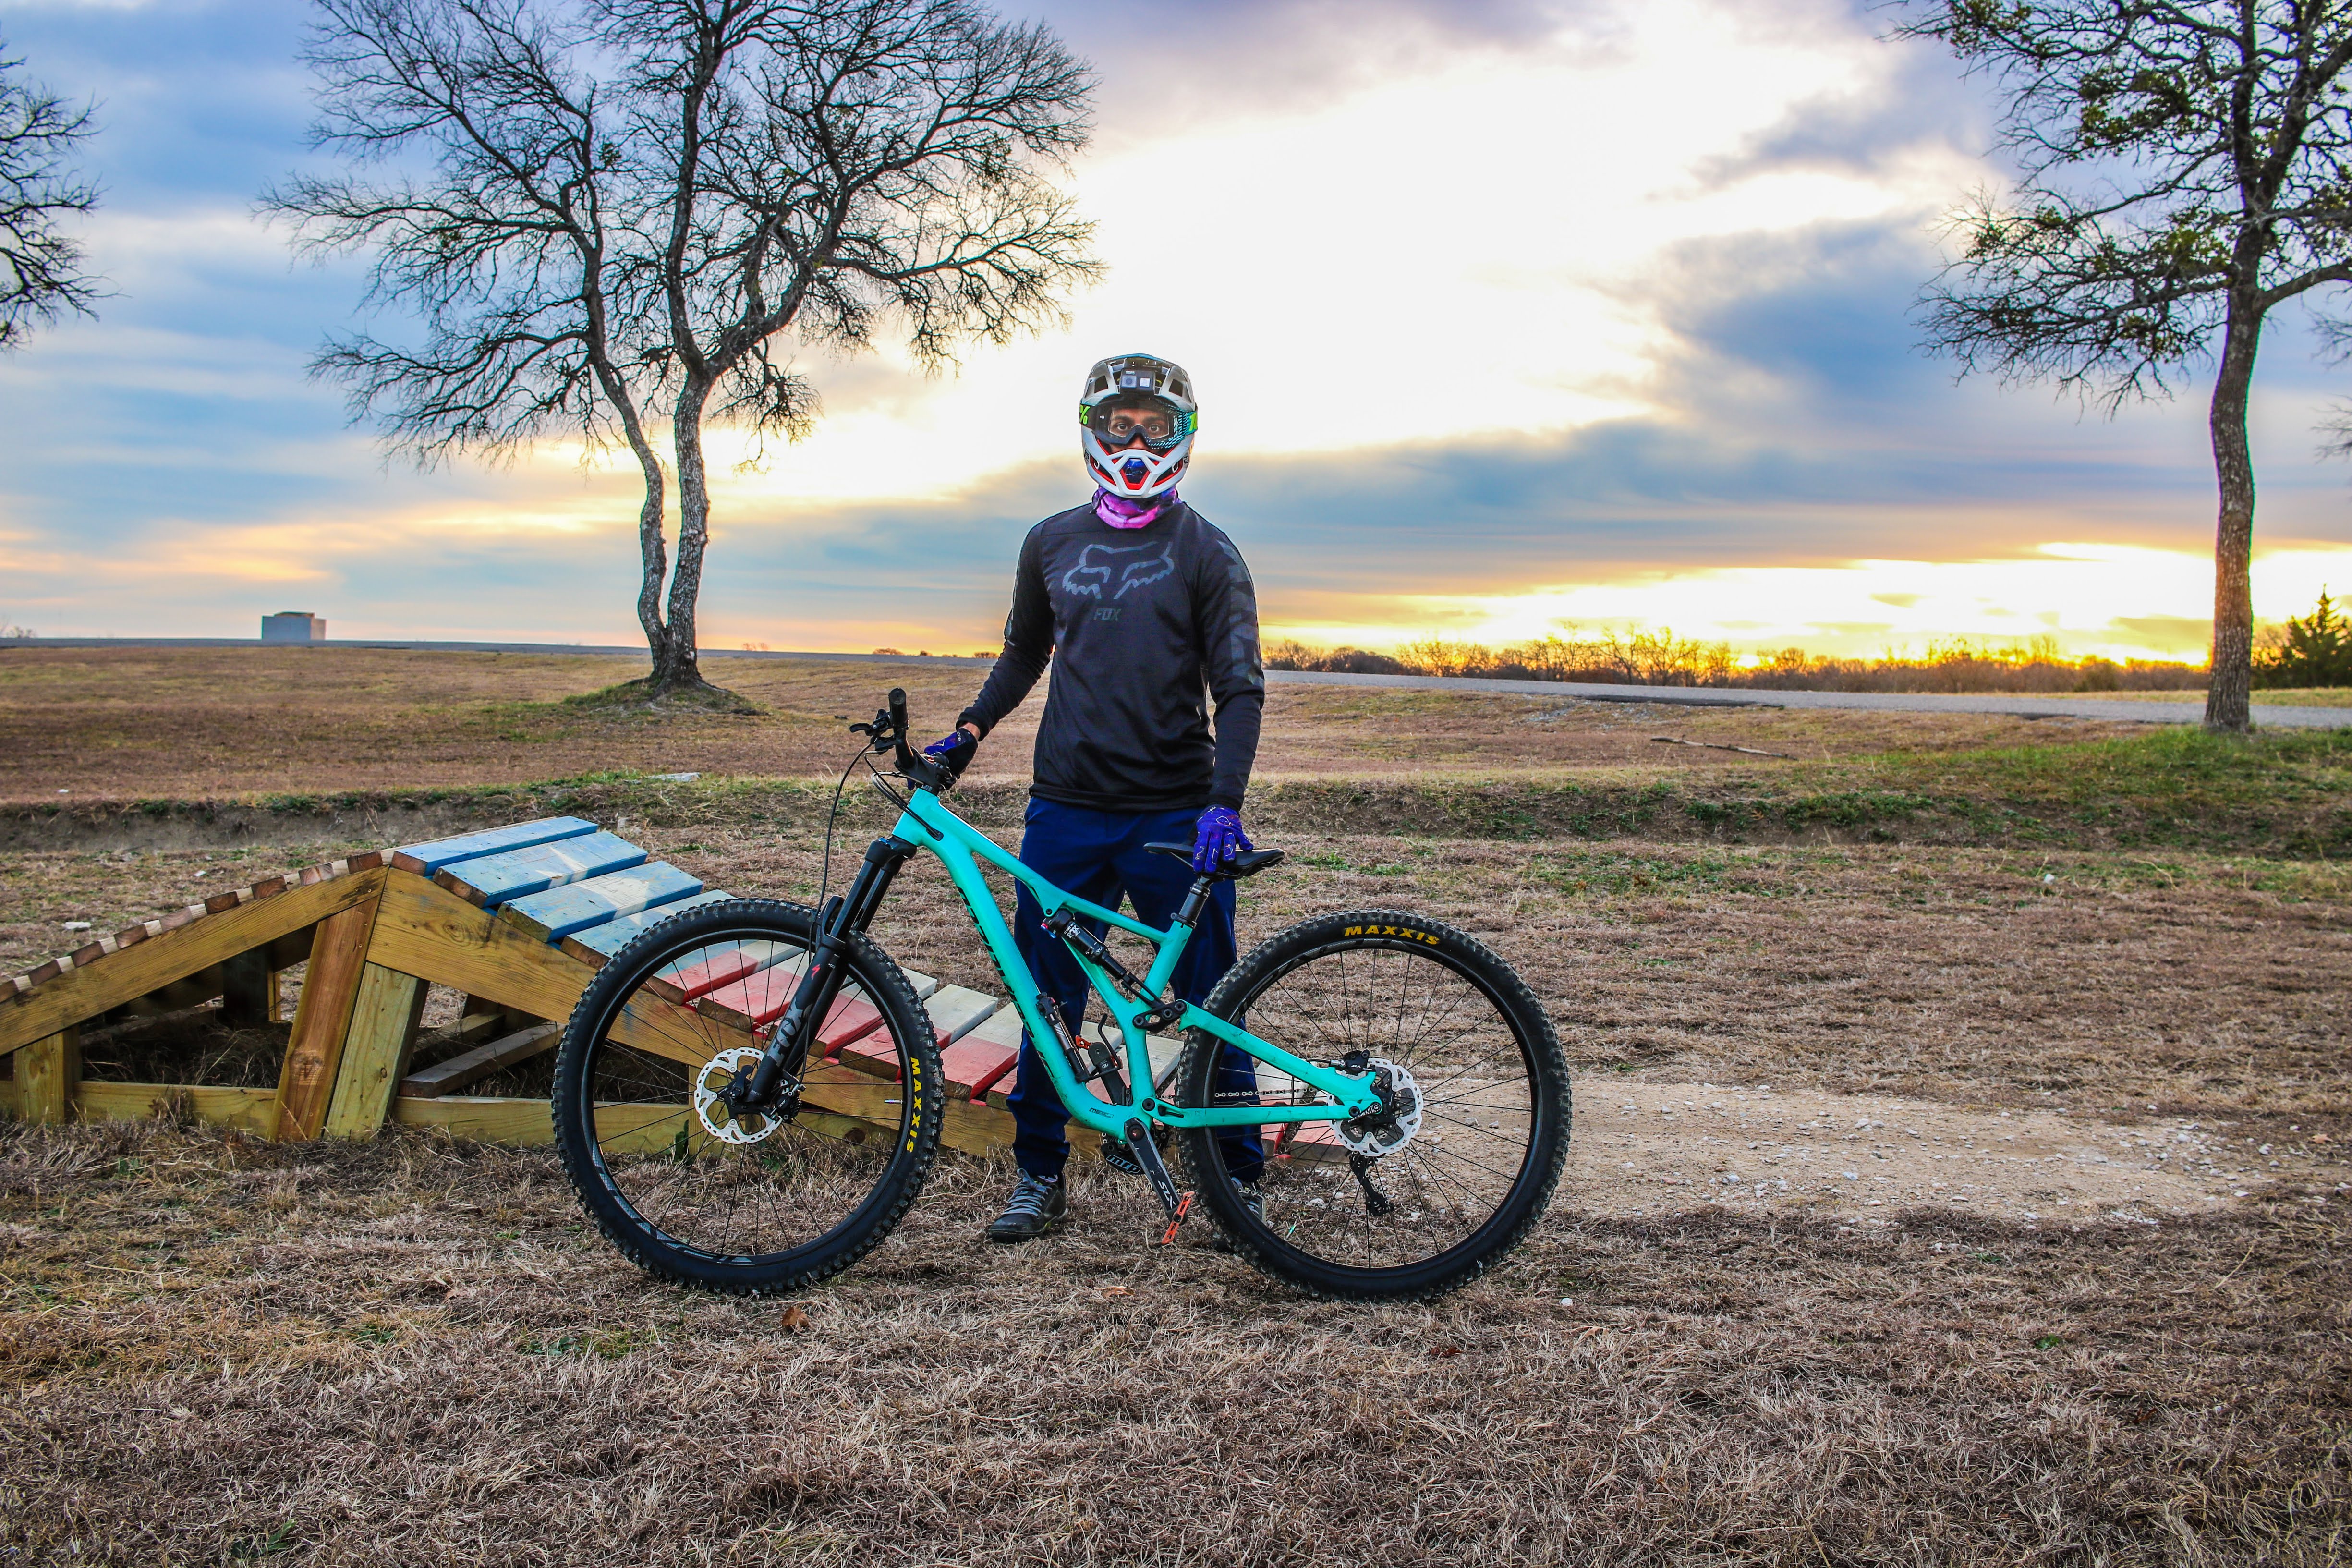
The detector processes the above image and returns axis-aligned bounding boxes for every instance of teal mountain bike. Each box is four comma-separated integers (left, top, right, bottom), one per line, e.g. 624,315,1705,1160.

552,690,1571,1301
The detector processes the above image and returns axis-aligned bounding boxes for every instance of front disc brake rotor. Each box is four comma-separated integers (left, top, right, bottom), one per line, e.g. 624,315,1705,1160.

692,1046,787,1146
1336,1057,1424,1157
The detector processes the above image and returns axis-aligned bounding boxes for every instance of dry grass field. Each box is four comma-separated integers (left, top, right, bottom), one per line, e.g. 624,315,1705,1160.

0,644,2150,801
2,649,2348,1565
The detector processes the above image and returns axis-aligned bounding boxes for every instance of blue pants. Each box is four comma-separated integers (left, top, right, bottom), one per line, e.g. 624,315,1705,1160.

1006,799,1263,1183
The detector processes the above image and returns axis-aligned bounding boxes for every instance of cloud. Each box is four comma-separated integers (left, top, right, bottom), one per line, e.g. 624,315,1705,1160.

5,0,2351,656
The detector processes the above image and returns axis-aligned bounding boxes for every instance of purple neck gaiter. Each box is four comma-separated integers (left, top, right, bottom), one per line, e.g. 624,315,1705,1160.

1094,486,1176,529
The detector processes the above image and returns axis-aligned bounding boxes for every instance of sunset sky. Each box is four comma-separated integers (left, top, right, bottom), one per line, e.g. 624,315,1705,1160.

4,0,2352,661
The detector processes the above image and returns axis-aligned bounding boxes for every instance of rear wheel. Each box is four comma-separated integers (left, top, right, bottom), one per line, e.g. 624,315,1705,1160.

1174,909,1569,1301
551,899,944,1296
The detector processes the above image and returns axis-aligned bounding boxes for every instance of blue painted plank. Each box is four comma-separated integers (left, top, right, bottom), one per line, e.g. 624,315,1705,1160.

499,862,705,943
433,831,646,909
392,816,599,876
558,890,734,961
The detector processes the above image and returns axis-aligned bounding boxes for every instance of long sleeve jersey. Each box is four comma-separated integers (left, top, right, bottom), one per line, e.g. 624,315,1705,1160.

959,500,1264,813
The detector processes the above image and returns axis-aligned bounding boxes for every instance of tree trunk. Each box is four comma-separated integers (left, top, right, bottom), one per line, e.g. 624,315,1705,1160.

2204,292,2263,734
630,436,671,675
654,385,714,693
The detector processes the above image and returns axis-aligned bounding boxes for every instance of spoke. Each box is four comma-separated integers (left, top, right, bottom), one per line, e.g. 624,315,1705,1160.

574,929,916,1267
1221,936,1551,1276
1403,1139,1528,1190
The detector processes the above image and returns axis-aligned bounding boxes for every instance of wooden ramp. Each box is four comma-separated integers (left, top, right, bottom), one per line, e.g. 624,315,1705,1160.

0,816,1337,1164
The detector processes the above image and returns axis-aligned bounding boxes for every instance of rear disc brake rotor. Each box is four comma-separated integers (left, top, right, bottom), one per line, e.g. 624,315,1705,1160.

1336,1057,1424,1157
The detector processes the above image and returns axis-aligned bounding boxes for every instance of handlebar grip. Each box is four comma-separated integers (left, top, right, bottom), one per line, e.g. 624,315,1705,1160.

888,687,908,738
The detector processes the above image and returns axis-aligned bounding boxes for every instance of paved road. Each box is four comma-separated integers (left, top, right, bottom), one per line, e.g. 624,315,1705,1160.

1269,669,2352,729
18,637,2348,728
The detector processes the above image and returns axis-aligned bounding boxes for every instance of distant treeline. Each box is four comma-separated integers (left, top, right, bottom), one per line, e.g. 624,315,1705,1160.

1266,630,2209,694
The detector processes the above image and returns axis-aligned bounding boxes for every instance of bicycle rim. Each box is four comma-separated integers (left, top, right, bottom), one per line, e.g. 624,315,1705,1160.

557,912,933,1277
1183,922,1564,1291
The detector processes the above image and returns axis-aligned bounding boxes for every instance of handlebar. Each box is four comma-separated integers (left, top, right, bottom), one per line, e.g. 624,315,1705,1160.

852,686,948,793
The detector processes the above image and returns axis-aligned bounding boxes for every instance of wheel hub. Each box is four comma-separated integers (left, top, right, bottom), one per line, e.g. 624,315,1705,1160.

692,1046,788,1146
1336,1057,1423,1158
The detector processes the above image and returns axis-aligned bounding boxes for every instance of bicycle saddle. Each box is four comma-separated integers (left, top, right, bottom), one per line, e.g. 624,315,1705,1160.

1143,842,1287,879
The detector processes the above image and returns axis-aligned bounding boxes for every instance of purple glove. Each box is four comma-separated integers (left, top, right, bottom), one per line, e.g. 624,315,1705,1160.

921,727,978,782
1192,805,1252,873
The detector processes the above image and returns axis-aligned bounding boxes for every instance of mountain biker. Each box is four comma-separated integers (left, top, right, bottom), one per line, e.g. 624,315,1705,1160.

922,351,1266,1243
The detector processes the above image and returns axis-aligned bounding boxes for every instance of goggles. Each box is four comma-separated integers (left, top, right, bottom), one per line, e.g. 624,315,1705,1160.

1084,394,1193,453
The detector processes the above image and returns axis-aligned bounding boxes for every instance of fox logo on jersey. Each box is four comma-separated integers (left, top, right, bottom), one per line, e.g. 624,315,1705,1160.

1061,540,1177,601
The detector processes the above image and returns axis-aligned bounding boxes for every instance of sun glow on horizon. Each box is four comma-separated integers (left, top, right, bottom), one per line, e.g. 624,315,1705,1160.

1261,542,2352,664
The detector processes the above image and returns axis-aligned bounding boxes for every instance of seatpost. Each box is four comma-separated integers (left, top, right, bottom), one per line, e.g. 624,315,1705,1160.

1172,875,1214,928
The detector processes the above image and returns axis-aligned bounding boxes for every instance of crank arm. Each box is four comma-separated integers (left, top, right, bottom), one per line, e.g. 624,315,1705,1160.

1124,1118,1186,1219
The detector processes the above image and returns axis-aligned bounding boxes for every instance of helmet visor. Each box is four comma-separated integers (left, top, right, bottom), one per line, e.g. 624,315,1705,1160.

1086,393,1191,453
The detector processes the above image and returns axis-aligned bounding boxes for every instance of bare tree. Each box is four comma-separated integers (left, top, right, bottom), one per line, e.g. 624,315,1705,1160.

1900,0,2352,732
270,0,1095,700
0,35,100,350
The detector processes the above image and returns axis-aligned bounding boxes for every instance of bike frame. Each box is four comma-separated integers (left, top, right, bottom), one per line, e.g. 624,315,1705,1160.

856,782,1385,1138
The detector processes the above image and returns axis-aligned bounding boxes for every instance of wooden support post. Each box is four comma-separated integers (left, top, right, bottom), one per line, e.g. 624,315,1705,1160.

320,963,429,1139
18,1026,81,1125
275,901,381,1141
220,948,277,1026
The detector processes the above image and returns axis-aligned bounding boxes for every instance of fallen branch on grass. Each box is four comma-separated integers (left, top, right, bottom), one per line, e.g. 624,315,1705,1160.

1652,737,1795,759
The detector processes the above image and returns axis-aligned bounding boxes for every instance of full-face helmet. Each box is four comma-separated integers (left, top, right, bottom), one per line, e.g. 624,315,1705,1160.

1079,352,1196,499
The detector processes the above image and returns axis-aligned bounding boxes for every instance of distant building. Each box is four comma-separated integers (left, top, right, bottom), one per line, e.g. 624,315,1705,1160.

262,612,326,643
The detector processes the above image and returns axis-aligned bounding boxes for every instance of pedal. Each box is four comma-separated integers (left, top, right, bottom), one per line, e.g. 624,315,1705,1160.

1159,1189,1195,1246
1123,1117,1185,1218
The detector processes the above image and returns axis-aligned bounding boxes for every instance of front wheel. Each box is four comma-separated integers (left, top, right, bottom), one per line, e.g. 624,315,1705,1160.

551,899,945,1296
1174,909,1570,1301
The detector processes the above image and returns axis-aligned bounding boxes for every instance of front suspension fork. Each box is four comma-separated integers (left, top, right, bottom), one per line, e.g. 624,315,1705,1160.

743,835,914,1104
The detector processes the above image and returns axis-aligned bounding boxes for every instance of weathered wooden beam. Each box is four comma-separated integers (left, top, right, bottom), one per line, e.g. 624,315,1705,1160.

390,1094,693,1153
795,1064,1047,1158
18,1026,80,1124
75,1081,280,1137
390,816,598,876
925,985,1000,1044
220,949,277,1026
106,963,229,1021
365,869,737,1070
0,869,383,1055
558,889,733,967
397,1020,560,1099
433,831,644,910
274,902,382,1141
381,1069,1017,1159
498,862,703,944
319,963,430,1138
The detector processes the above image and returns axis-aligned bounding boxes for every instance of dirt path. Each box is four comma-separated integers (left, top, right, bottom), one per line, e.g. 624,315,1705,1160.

1570,1080,2343,1226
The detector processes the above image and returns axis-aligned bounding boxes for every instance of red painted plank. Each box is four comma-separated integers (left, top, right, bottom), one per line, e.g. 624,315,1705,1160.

692,977,885,1059
817,998,886,1055
694,962,808,1027
938,1036,1020,1099
650,943,793,1006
